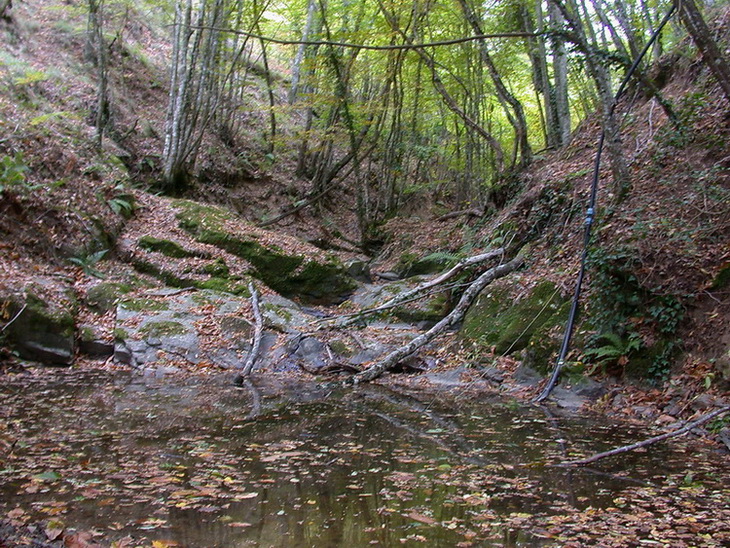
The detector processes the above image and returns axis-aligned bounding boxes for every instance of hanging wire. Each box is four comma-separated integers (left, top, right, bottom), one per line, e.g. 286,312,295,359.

535,2,677,402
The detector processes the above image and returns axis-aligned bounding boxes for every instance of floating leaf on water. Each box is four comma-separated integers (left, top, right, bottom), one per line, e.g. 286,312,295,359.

44,519,65,541
406,512,437,525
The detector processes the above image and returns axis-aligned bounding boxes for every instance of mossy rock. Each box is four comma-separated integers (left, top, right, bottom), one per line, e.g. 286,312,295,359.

521,300,572,375
197,277,251,295
131,257,199,289
397,252,454,278
201,258,229,277
86,281,133,312
174,199,356,302
120,297,170,312
1,293,76,365
138,236,203,259
393,290,450,323
461,281,568,359
139,320,187,338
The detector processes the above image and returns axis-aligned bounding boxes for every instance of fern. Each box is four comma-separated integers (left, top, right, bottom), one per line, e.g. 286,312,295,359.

584,332,642,374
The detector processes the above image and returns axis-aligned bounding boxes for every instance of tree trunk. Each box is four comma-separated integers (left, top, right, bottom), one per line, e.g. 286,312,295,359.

87,0,109,150
289,0,318,105
549,1,571,146
676,0,730,105
457,0,532,168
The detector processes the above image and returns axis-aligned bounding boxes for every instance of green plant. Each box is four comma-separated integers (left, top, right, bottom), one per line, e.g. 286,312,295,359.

69,249,108,279
586,245,685,381
0,153,30,194
107,196,134,217
584,332,642,374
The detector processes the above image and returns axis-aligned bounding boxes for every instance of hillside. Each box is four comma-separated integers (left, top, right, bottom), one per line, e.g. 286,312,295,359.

0,0,729,422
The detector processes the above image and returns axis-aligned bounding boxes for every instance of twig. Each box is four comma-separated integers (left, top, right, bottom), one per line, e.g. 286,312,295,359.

560,405,730,467
1,303,26,333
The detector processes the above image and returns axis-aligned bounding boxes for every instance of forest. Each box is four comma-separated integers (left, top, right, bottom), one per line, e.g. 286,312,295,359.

1,0,730,545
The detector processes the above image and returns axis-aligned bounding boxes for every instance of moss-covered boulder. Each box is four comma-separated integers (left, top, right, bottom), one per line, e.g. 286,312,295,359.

85,281,133,312
461,280,569,372
173,199,356,303
348,277,450,325
396,252,455,278
1,292,76,365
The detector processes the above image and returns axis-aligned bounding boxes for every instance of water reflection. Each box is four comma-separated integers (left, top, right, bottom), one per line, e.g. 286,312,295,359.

0,369,726,547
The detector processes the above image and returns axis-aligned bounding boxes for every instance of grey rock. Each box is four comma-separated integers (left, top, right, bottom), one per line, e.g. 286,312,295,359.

479,366,505,384
571,377,607,399
79,339,114,358
114,289,257,369
377,271,400,281
513,365,542,387
346,260,372,282
551,387,588,411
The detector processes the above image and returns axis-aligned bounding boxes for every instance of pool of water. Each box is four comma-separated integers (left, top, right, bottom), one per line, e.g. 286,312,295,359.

1,369,727,546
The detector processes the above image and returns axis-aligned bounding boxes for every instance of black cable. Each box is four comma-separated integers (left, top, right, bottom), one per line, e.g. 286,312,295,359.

535,3,677,402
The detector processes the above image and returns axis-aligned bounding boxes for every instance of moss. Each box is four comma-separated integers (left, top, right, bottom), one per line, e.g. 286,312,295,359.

139,320,187,338
201,258,229,277
329,339,354,357
711,263,730,290
1,293,76,364
120,298,169,312
462,281,568,361
86,282,132,312
130,258,198,289
397,252,452,277
113,328,129,340
138,236,200,259
197,277,250,295
23,293,75,337
262,303,293,322
521,300,572,374
174,199,355,302
79,326,96,343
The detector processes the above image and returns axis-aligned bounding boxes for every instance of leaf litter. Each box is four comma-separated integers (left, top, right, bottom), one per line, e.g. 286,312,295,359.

1,367,729,547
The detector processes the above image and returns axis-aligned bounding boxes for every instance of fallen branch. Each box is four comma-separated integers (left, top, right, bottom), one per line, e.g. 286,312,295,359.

331,248,505,326
560,404,730,467
1,303,26,333
243,378,262,420
349,252,524,384
233,282,264,384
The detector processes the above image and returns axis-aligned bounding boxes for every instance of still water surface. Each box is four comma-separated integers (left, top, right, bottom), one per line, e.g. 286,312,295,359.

1,369,725,546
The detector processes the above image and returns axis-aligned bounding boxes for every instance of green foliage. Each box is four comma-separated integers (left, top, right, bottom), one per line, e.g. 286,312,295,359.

584,332,642,374
0,153,29,194
586,246,684,381
69,249,108,279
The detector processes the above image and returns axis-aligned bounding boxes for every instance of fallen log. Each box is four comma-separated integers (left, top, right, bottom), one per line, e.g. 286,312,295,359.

349,252,525,384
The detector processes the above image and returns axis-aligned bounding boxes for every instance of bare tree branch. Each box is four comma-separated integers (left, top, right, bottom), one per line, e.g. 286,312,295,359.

560,405,730,467
349,252,525,384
